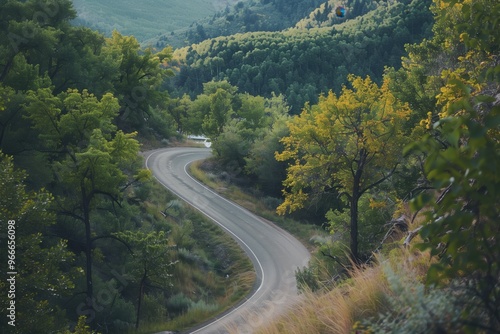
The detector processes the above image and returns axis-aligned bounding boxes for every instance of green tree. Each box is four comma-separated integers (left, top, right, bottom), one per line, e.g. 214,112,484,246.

167,94,193,133
103,31,174,133
407,0,500,329
24,88,150,326
0,153,78,334
237,93,267,130
0,0,76,84
114,231,174,330
211,92,286,174
202,87,233,137
245,93,290,195
211,119,251,170
276,75,411,262
186,80,239,139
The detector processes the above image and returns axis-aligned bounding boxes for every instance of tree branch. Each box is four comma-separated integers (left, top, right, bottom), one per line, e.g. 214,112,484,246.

58,210,84,222
403,226,423,248
360,163,398,196
321,250,347,268
91,235,133,254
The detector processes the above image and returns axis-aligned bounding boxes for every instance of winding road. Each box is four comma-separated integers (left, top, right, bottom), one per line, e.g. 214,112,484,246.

145,147,310,334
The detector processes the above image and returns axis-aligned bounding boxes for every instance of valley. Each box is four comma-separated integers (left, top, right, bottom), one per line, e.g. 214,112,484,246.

1,0,498,333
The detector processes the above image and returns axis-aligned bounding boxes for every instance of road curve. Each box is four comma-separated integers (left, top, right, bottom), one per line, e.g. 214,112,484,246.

145,147,310,334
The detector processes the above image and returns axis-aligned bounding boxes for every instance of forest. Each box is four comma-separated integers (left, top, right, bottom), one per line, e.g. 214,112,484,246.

170,0,433,113
0,1,254,333
1,0,499,333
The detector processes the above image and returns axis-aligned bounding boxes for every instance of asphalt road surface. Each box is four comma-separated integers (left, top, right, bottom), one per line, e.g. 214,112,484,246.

145,147,310,334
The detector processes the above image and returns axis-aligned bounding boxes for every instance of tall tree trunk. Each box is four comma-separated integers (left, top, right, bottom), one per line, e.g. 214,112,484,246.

82,186,94,324
84,218,94,317
135,270,147,330
350,189,360,264
350,150,365,264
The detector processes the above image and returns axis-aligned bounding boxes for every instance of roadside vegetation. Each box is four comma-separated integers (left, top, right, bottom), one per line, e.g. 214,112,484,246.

0,152,255,333
188,0,500,332
189,159,324,249
1,0,498,332
128,181,256,334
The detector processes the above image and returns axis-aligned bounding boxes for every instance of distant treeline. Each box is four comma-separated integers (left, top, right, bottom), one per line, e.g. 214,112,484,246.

171,0,433,113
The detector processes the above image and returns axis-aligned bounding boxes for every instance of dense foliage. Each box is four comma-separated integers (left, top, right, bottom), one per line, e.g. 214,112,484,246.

405,0,500,329
181,0,325,45
279,0,499,331
276,75,412,262
0,1,252,332
1,0,498,332
171,0,433,113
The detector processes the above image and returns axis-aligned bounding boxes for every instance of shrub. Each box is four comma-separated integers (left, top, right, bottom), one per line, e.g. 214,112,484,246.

296,266,320,293
189,300,219,313
166,293,192,316
140,293,168,324
362,263,463,334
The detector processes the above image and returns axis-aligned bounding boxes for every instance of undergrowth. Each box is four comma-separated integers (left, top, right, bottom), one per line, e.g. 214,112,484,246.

189,157,470,334
189,159,325,249
130,179,255,333
253,247,437,334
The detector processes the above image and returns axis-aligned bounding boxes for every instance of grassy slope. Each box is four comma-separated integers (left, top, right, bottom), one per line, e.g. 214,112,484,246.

189,159,325,249
132,174,255,333
252,214,432,334
71,0,243,42
188,158,437,334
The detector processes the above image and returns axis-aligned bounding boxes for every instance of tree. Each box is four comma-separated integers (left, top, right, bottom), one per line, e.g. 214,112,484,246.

167,94,192,133
103,31,174,133
189,80,239,139
237,93,267,130
276,75,411,262
114,231,174,330
407,0,500,329
0,0,76,84
0,153,77,334
24,88,151,326
202,87,234,138
245,93,291,195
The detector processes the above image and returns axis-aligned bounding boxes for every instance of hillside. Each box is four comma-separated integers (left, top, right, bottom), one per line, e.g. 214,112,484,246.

153,0,381,49
71,0,243,43
171,0,433,113
295,0,379,28
1,0,498,332
166,0,325,47
71,0,382,49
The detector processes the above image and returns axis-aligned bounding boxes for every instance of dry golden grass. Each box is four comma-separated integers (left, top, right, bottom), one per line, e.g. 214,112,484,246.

189,157,435,334
253,247,432,334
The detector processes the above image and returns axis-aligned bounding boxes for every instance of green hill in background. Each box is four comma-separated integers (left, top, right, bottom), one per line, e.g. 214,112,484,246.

171,0,433,113
71,0,243,44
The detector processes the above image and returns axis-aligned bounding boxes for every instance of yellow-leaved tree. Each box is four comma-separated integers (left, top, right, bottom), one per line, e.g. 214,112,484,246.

276,75,411,262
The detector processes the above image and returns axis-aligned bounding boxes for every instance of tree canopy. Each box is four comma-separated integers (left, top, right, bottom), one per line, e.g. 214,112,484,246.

276,75,411,261
171,0,433,113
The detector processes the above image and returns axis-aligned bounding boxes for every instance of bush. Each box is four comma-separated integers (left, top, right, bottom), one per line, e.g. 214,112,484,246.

167,293,192,316
262,196,282,210
362,263,463,334
140,293,168,323
295,266,320,293
189,300,219,313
